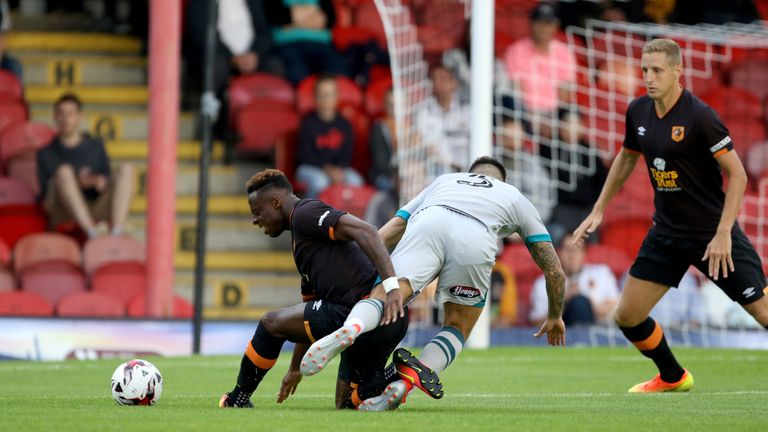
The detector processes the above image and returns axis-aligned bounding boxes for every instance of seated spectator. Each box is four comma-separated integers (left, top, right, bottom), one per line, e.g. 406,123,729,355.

500,118,554,223
544,112,608,245
503,3,576,139
0,1,23,80
368,87,397,192
416,65,470,172
295,75,363,198
529,233,619,326
36,94,134,238
263,0,347,85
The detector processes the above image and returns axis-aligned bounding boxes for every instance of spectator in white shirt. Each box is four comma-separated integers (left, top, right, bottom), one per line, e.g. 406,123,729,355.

530,233,619,325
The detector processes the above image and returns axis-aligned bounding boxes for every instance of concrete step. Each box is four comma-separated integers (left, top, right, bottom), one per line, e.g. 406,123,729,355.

19,56,146,86
25,85,148,105
4,32,141,55
132,164,258,196
124,214,288,253
174,271,302,316
30,110,197,141
105,140,225,162
130,194,248,216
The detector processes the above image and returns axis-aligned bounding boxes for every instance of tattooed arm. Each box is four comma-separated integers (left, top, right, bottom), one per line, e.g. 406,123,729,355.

529,241,567,346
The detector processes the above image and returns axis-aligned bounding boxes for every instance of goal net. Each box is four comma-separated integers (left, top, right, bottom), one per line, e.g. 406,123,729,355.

373,0,768,348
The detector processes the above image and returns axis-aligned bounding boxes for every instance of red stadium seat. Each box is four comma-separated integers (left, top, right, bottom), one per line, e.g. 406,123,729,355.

0,268,13,292
364,76,392,117
497,242,541,280
0,70,23,102
332,25,378,52
56,291,124,317
0,122,56,162
236,104,299,153
601,219,650,260
83,235,145,276
92,262,146,307
21,268,86,307
353,0,387,49
701,87,762,120
0,176,35,205
0,238,9,266
14,232,82,275
585,244,633,278
723,117,766,156
730,59,768,101
318,184,377,218
339,106,371,176
228,73,295,129
126,293,194,319
0,205,47,248
0,291,53,316
0,102,27,136
297,75,363,115
3,149,40,196
602,161,654,224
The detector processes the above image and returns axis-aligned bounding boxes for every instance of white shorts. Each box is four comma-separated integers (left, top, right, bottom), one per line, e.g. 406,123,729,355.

392,206,496,308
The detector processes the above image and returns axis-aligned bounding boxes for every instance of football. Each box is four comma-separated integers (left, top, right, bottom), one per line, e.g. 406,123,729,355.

110,359,164,406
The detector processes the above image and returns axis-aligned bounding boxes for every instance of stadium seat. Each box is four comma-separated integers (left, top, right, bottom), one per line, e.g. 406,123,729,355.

0,291,53,317
228,73,295,129
236,104,299,154
353,0,388,49
0,70,23,102
91,262,146,307
730,59,768,101
0,122,56,162
14,232,82,275
0,268,13,292
0,205,47,248
585,244,633,278
0,176,36,206
56,291,125,318
601,218,650,260
339,105,371,176
722,117,766,156
0,238,9,266
602,161,654,225
126,293,194,319
21,267,85,307
496,242,541,280
701,87,762,120
297,75,363,115
318,184,377,218
0,102,27,136
364,76,392,117
332,25,379,52
83,235,145,276
3,150,40,196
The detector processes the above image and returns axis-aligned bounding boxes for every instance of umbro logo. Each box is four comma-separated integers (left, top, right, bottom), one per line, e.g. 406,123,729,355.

637,126,646,136
743,287,756,298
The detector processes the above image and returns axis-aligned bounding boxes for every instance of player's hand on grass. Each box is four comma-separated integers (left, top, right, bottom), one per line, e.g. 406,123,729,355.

276,369,302,403
702,229,734,281
533,317,566,347
572,211,603,247
381,289,404,325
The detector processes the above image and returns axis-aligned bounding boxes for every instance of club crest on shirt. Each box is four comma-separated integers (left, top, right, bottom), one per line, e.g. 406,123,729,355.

671,126,685,142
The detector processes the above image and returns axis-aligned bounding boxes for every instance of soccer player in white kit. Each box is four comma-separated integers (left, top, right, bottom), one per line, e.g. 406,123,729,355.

300,156,567,410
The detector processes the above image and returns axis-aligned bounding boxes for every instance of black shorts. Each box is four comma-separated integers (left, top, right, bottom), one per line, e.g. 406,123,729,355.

629,226,766,305
302,299,409,382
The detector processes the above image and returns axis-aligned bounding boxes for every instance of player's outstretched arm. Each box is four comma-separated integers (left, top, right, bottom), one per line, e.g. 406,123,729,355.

528,241,567,346
573,148,640,246
379,216,407,250
703,150,748,280
277,343,307,403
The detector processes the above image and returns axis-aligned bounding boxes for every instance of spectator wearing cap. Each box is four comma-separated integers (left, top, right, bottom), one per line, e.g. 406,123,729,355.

503,3,577,139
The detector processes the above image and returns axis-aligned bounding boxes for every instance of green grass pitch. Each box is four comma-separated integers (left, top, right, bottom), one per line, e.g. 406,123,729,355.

1,347,767,432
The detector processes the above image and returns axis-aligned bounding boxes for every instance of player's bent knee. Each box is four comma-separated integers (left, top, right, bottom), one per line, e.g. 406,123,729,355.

259,311,280,335
612,309,644,328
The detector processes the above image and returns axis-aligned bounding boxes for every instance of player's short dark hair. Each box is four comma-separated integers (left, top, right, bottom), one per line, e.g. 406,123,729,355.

246,169,293,195
469,155,507,182
54,93,83,111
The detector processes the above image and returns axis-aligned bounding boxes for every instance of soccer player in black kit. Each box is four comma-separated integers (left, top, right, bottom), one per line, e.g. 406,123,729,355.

574,39,768,392
219,169,433,408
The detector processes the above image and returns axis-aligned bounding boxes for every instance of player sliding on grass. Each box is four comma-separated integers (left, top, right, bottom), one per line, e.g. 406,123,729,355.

301,156,567,410
219,169,431,409
573,39,768,393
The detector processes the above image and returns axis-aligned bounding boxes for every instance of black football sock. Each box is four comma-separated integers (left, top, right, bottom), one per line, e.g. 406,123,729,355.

229,324,286,404
619,317,685,383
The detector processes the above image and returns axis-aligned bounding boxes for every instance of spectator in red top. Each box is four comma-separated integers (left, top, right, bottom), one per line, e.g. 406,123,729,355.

295,74,364,198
